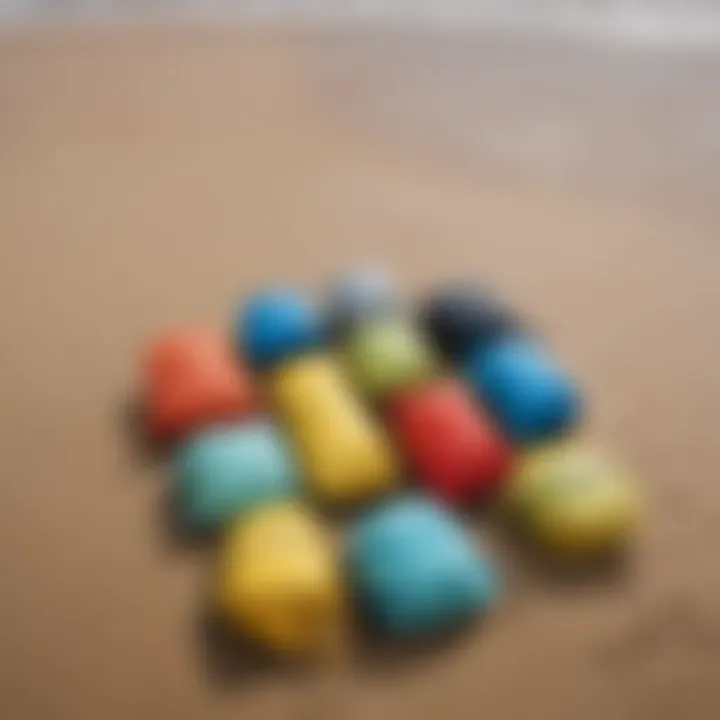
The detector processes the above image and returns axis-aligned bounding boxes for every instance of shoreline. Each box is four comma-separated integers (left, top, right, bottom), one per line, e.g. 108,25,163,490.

1,7,720,48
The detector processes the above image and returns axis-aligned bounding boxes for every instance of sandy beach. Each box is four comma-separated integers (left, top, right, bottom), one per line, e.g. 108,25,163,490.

0,24,718,720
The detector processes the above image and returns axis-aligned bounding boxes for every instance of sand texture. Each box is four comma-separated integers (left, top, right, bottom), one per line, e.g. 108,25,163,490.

0,26,719,720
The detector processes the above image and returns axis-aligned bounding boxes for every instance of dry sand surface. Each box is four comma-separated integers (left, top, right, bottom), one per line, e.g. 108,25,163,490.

0,25,719,720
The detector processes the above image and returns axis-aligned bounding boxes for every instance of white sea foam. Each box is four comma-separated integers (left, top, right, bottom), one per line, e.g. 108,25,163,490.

1,1,720,46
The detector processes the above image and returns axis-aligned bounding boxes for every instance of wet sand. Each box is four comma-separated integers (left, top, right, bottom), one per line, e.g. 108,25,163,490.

0,26,719,720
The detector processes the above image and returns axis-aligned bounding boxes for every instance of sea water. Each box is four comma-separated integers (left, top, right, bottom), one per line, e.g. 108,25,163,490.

2,1,720,46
